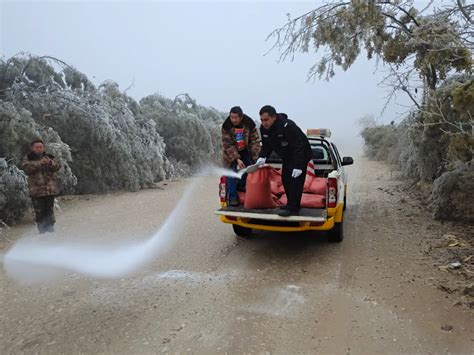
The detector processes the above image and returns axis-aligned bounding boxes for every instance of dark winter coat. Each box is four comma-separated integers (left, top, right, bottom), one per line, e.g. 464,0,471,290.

259,113,312,170
21,152,61,198
221,114,261,168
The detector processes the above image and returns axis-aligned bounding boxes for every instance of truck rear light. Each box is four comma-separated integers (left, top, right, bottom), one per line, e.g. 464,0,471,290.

219,176,227,202
328,178,337,208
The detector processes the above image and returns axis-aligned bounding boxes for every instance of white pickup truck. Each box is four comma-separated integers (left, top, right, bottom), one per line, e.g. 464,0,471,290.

215,129,354,242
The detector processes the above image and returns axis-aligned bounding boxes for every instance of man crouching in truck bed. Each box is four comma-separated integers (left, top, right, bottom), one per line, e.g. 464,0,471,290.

221,106,261,206
256,105,312,217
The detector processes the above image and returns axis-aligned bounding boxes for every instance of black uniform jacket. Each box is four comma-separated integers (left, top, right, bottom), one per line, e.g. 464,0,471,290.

259,113,313,170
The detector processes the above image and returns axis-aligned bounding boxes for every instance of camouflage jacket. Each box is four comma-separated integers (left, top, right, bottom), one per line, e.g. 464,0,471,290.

221,114,261,167
21,152,61,197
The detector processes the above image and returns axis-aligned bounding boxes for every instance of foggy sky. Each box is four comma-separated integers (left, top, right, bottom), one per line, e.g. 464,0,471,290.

1,1,415,153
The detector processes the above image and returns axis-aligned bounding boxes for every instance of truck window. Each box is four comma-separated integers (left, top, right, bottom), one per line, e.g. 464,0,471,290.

331,143,342,167
310,144,330,163
267,140,333,166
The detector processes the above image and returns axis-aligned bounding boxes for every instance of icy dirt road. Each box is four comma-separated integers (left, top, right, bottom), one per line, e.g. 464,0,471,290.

1,157,472,354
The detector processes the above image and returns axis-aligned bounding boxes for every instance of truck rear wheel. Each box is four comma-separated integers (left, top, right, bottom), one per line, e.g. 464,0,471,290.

328,221,344,243
232,224,252,237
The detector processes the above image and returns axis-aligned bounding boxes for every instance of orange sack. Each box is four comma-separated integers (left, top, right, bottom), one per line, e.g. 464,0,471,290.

244,167,278,209
269,168,283,196
278,184,286,195
308,177,327,196
279,193,326,209
270,181,280,196
303,174,314,192
303,161,316,192
238,191,246,205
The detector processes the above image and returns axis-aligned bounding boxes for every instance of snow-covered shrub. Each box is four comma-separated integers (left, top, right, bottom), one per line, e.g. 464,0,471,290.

166,158,193,180
360,124,400,163
398,120,422,180
431,160,474,223
0,158,30,224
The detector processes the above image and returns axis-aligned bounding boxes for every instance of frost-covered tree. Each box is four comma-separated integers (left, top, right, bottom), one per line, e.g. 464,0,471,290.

417,75,474,178
0,53,225,225
0,53,224,226
271,1,473,222
140,93,224,168
0,102,76,194
1,55,168,193
361,76,473,182
268,0,472,105
360,76,473,221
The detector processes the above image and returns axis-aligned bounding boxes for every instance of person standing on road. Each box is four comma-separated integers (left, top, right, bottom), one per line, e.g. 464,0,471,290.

256,105,312,217
21,139,61,234
222,106,261,206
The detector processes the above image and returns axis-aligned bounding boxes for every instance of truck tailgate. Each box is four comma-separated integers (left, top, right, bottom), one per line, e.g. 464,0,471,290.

215,206,327,222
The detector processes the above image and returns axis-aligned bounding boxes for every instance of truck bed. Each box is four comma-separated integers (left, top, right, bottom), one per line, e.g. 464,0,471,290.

215,206,327,222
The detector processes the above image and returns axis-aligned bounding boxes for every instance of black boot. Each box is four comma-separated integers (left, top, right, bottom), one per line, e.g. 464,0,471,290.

278,207,299,217
37,223,47,234
229,197,240,207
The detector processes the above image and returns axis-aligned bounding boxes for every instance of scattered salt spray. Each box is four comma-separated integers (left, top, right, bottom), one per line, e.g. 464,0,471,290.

3,166,243,285
4,179,199,284
198,164,244,179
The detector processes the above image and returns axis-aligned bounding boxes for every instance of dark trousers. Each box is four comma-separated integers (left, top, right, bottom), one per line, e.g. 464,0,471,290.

282,162,307,211
31,196,55,233
227,149,254,201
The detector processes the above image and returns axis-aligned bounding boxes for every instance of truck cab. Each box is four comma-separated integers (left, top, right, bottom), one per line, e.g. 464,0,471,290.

215,129,354,242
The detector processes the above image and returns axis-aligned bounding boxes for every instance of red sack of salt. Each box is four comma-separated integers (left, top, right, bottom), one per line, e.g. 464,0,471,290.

308,177,327,196
301,193,326,208
279,193,326,208
270,169,283,196
238,191,246,205
244,167,278,209
303,161,315,192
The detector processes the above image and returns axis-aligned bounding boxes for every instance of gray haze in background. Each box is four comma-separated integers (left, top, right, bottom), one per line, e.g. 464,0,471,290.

1,1,412,154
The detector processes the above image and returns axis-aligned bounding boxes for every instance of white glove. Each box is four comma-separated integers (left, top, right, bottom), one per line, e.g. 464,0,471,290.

256,157,266,166
291,169,303,178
